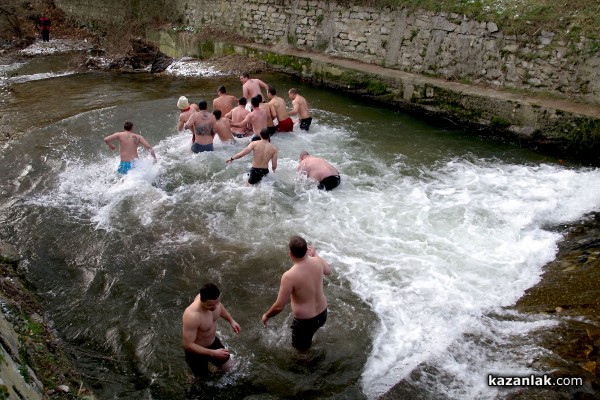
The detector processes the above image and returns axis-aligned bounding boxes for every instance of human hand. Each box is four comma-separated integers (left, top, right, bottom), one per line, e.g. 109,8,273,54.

212,348,230,361
307,245,316,257
261,314,269,326
231,320,241,334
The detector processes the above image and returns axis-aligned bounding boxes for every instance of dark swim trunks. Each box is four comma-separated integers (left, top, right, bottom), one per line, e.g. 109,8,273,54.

276,117,294,132
191,142,214,153
248,167,269,184
318,175,341,191
184,336,229,376
291,308,327,351
267,126,276,137
299,117,312,131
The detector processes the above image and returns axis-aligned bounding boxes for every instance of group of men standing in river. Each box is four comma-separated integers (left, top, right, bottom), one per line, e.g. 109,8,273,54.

102,74,340,377
104,72,340,190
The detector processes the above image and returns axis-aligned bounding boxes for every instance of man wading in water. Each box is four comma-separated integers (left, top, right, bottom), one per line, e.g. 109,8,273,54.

103,121,156,174
182,283,241,375
261,236,332,351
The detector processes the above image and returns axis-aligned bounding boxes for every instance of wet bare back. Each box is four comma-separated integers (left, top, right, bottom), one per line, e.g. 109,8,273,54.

250,140,277,169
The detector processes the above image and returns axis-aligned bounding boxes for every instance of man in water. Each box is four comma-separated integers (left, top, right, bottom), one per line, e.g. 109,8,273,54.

225,97,251,138
213,109,236,145
267,86,293,132
103,121,157,174
261,236,331,351
240,72,269,103
213,86,238,116
182,283,241,376
177,96,199,133
288,88,312,131
297,151,341,191
225,128,277,185
256,94,276,137
185,100,216,153
230,96,270,142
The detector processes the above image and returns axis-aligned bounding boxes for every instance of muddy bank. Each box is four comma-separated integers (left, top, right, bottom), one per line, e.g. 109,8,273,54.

0,242,95,399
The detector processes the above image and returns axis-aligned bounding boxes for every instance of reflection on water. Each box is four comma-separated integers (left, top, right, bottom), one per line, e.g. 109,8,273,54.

1,55,600,400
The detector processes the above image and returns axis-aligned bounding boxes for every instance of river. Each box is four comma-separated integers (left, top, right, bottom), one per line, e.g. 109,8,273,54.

1,50,600,400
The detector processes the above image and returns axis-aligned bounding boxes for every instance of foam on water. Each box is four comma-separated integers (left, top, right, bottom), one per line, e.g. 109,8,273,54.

34,110,600,398
5,71,76,84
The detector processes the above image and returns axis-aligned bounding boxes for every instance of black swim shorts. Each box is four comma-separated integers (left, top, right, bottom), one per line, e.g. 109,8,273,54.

291,308,327,351
318,175,341,191
299,117,312,131
184,336,229,376
248,167,269,184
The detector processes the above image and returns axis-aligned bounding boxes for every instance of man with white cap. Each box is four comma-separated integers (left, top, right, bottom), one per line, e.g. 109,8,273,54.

177,96,199,133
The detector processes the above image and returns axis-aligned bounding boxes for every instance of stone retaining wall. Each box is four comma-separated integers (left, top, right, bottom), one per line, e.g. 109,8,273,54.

172,0,600,104
55,0,600,103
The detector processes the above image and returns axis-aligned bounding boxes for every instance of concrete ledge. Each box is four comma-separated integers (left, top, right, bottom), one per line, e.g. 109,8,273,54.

198,39,600,165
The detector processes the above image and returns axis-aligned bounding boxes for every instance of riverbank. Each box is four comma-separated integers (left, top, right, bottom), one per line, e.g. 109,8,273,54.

0,242,95,399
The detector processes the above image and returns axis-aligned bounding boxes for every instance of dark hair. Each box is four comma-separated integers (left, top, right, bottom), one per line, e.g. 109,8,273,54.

218,85,226,93
213,109,222,120
288,88,298,95
251,96,260,108
124,121,133,131
260,128,269,140
289,236,308,258
198,100,208,110
241,72,250,79
199,283,220,301
268,86,276,95
239,97,247,105
255,94,263,102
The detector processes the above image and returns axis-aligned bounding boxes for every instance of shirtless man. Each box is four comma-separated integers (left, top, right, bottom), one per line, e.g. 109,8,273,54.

184,100,216,153
225,97,251,138
213,109,236,145
212,86,238,116
177,96,200,133
103,121,157,174
297,151,341,191
240,72,269,103
267,87,293,132
288,88,312,131
230,97,269,141
256,94,276,137
261,236,332,351
182,283,241,376
225,128,277,185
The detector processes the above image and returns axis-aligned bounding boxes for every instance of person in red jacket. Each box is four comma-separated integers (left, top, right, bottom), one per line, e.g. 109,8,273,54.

38,14,51,42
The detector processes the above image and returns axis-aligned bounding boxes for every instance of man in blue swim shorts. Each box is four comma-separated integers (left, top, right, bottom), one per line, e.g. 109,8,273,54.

104,121,156,174
184,100,216,154
262,236,332,351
